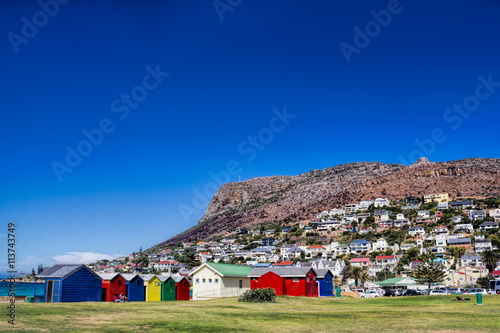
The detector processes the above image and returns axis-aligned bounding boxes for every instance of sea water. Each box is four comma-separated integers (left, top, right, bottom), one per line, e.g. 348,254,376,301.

0,281,44,297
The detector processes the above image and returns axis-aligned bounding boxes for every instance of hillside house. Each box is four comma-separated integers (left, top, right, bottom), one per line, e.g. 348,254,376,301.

469,210,486,221
479,221,499,231
449,238,472,250
444,266,488,287
350,239,371,254
350,257,370,267
424,193,449,203
450,200,474,209
460,254,483,267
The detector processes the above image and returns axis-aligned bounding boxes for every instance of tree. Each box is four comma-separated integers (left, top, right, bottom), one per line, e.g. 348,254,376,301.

410,253,446,294
376,267,395,282
481,250,500,275
346,266,370,287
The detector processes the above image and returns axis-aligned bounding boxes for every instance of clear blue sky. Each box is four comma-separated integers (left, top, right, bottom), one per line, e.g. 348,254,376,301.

1,0,499,273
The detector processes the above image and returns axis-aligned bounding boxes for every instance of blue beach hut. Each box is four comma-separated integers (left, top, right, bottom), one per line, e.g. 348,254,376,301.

37,264,102,302
315,268,334,296
121,273,145,301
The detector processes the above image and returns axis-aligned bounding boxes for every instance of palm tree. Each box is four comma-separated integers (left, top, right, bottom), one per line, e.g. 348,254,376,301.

351,266,369,287
481,250,500,275
359,269,371,287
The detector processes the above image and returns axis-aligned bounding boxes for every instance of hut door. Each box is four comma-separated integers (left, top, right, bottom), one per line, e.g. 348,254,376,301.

46,281,53,303
47,280,61,302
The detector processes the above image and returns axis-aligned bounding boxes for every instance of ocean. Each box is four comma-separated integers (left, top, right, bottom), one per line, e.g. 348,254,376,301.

0,281,44,297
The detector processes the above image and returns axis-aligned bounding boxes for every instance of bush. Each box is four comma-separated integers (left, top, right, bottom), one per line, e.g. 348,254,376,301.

238,288,276,303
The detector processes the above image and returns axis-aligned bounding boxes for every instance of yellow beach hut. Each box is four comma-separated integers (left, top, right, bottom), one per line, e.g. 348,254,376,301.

141,274,162,301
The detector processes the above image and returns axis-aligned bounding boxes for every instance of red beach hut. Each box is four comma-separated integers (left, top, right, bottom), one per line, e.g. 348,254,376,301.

173,276,190,300
97,273,127,302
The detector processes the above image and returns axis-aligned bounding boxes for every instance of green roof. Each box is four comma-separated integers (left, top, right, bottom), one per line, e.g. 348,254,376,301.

205,262,253,277
378,278,406,286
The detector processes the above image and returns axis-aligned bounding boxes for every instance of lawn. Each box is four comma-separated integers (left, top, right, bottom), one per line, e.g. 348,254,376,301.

5,295,500,332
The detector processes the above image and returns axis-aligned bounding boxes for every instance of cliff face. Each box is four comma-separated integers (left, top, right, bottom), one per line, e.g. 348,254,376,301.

158,157,500,246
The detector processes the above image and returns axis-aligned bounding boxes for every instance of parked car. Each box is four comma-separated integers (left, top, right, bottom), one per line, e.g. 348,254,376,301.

403,289,422,296
384,289,398,297
359,290,381,298
429,290,447,295
463,288,488,295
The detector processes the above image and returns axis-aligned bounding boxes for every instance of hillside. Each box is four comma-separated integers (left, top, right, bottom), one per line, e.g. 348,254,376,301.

155,157,500,247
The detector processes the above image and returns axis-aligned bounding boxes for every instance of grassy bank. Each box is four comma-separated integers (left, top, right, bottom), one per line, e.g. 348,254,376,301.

6,295,500,332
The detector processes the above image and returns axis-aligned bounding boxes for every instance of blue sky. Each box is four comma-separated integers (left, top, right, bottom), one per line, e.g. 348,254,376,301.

1,0,499,273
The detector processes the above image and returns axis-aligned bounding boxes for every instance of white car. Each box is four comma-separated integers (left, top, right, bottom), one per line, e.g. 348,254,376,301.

359,290,380,298
429,290,447,295
463,288,488,295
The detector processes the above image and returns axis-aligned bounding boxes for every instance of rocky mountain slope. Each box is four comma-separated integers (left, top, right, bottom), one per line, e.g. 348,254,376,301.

156,157,500,247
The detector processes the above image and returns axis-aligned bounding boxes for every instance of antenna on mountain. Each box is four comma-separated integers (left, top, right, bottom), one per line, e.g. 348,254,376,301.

239,176,241,182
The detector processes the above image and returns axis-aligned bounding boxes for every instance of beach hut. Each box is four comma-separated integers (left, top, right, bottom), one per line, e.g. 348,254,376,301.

248,267,318,297
173,276,190,301
159,275,176,301
97,273,127,302
37,264,101,302
315,268,334,296
190,262,253,300
121,274,145,302
141,274,162,301
249,270,286,296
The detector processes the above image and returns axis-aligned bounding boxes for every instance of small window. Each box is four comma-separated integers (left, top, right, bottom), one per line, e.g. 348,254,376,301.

209,279,212,283
202,278,206,283
215,279,219,283
293,278,299,282
239,280,243,289
195,278,199,284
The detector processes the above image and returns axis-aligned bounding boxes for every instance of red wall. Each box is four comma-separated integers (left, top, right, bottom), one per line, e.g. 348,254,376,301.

284,271,317,297
250,272,285,296
102,276,127,302
305,271,317,297
175,279,190,301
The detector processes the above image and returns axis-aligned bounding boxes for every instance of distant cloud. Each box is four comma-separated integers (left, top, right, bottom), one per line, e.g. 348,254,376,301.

52,252,123,264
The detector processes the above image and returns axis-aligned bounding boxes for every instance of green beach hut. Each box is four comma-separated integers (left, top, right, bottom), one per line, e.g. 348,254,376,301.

159,275,176,301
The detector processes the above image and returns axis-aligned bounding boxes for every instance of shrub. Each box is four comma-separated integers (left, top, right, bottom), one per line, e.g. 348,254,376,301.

238,288,276,303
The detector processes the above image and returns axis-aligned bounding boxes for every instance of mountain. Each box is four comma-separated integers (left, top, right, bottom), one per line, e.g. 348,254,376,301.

154,157,500,248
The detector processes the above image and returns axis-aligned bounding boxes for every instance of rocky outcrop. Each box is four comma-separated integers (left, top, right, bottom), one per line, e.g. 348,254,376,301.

156,158,500,247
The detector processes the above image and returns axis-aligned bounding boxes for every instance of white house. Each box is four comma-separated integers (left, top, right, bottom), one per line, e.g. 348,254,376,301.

435,234,448,247
479,221,499,231
417,210,431,218
345,204,359,213
359,200,373,210
372,238,389,252
329,208,345,216
453,224,474,233
468,210,486,221
374,198,390,207
475,238,494,253
488,209,500,222
437,201,449,210
408,226,425,236
190,262,253,300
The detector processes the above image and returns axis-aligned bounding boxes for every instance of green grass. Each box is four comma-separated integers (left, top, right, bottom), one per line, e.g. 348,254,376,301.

5,295,500,332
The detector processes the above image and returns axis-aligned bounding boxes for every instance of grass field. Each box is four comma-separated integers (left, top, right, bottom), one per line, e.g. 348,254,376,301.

5,295,500,332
